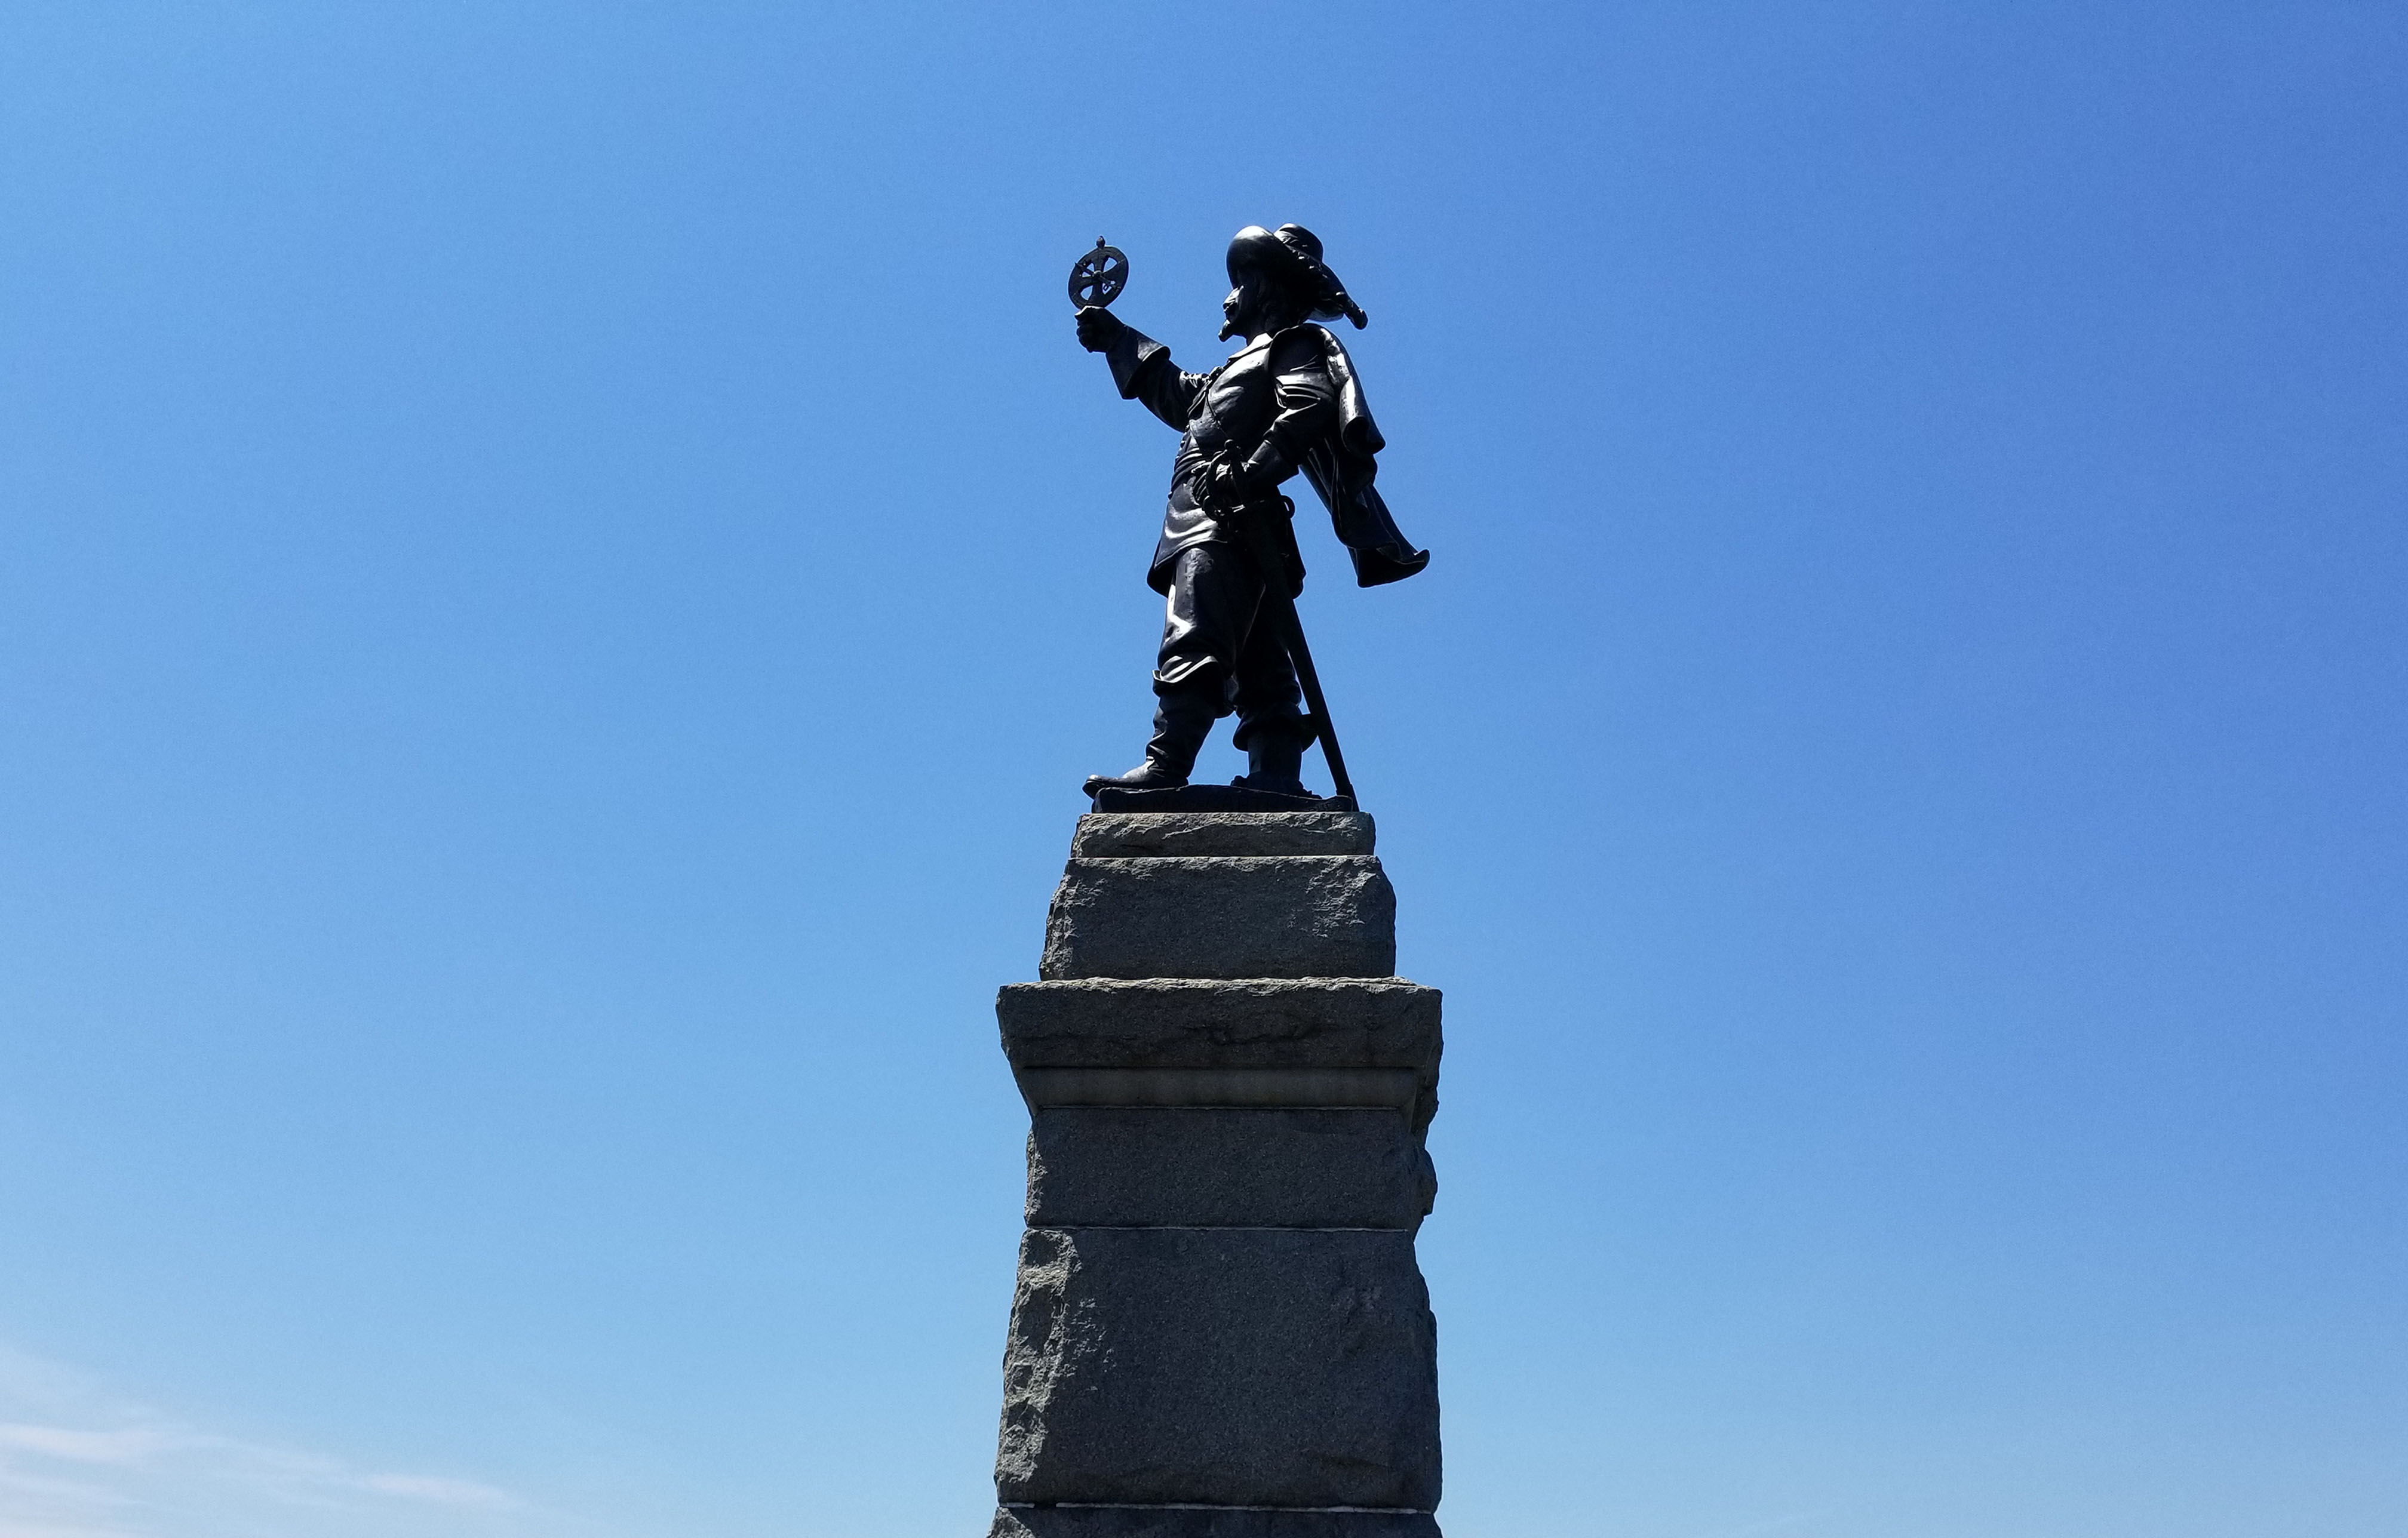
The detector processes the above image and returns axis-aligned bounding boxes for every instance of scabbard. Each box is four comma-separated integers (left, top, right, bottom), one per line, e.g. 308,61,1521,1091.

1224,497,1357,804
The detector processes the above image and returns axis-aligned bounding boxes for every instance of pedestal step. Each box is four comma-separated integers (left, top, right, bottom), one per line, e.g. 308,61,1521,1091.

993,1508,1439,1538
1072,810,1375,859
1043,857,1396,981
1000,978,1440,1127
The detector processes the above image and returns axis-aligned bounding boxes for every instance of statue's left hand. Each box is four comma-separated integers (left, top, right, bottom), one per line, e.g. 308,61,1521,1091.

1075,305,1124,352
1201,460,1241,507
1199,454,1261,510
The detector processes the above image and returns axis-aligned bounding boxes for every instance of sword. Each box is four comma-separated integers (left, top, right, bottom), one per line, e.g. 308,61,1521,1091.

1221,484,1357,805
1270,575,1357,805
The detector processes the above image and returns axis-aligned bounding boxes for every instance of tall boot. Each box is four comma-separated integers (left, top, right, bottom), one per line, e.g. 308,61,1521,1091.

1230,716,1316,798
1082,689,1217,797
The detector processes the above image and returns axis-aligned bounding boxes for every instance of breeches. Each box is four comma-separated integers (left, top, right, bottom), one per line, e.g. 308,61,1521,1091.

1153,542,1306,741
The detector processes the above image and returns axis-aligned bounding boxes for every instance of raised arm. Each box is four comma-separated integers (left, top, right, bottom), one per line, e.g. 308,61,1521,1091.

1076,307,1208,429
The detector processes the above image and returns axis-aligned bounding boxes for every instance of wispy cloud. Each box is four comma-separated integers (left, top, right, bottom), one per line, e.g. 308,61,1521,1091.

0,1343,534,1538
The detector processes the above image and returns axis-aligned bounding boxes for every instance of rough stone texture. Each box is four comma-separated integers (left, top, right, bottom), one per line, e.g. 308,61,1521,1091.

1013,1067,1421,1115
1000,980,1439,1072
1000,980,1440,1130
997,1227,1440,1510
1073,811,1376,860
1042,857,1395,982
1027,1108,1435,1230
991,1509,1439,1538
991,812,1445,1535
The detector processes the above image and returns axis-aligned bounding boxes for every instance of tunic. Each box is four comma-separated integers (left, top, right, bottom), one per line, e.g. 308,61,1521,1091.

1104,324,1337,594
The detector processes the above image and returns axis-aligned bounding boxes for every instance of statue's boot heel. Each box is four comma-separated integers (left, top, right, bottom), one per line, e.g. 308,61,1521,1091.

1228,716,1316,798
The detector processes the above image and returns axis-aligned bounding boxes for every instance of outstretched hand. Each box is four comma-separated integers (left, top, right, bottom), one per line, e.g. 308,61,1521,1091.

1075,305,1123,353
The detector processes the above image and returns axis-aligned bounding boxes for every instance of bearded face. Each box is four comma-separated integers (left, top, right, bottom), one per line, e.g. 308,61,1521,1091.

1218,264,1309,342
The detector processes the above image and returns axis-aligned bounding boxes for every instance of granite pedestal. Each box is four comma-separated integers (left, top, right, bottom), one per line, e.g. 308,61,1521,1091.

988,808,1443,1537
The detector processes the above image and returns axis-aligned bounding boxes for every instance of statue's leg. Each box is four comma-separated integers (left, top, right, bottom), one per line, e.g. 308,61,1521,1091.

1228,570,1314,796
1081,546,1244,795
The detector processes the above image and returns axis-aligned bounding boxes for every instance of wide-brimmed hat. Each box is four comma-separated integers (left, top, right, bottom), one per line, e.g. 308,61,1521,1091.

1226,223,1368,328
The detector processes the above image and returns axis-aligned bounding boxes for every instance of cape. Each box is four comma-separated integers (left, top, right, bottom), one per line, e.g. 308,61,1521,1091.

1298,325,1431,587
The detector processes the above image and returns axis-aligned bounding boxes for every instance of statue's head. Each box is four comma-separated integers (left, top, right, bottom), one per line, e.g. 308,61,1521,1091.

1220,224,1368,342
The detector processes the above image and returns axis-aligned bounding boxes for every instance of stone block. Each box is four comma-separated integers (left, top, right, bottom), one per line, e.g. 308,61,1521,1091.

999,980,1440,1128
999,980,1439,1072
1040,861,1397,982
996,1227,1440,1510
1072,811,1377,859
1012,1066,1423,1118
991,1508,1440,1538
1026,1108,1435,1230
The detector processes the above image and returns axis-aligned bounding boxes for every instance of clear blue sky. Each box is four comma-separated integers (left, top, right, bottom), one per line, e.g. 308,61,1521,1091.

2,5,2401,1536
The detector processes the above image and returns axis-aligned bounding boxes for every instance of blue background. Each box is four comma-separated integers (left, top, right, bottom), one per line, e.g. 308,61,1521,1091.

1,5,2401,1536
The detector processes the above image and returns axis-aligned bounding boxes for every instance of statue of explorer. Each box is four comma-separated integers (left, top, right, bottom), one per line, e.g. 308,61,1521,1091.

1074,223,1428,801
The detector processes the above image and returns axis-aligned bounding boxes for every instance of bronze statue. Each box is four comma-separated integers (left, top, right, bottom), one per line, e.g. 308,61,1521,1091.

1073,224,1428,806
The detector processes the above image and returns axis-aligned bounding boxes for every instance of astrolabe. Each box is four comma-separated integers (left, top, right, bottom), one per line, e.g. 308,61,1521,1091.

1067,237,1128,309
